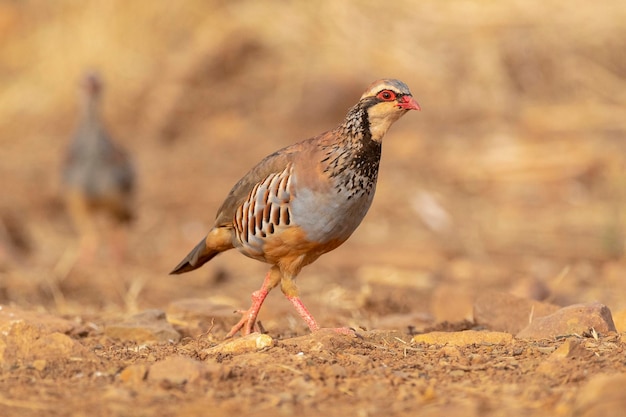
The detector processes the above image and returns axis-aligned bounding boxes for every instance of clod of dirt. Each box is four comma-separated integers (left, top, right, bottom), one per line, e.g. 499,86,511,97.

473,290,560,334
105,309,181,343
516,302,617,339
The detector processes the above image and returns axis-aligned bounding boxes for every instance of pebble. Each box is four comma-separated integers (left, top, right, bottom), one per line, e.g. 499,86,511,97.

204,332,274,355
411,330,513,346
473,290,560,334
105,309,181,343
119,364,148,385
516,302,616,340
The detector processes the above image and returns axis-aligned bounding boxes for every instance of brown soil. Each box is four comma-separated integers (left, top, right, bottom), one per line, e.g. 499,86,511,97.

1,1,626,416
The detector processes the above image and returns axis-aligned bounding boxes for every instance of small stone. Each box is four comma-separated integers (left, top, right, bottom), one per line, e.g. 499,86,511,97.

32,359,47,371
573,373,626,417
411,330,513,346
119,364,148,385
148,356,207,385
551,338,593,360
438,346,462,358
204,333,274,355
516,302,617,340
473,290,560,334
105,309,181,343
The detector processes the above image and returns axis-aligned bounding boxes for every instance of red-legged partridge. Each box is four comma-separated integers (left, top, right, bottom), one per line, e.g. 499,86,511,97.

62,72,135,259
171,79,420,337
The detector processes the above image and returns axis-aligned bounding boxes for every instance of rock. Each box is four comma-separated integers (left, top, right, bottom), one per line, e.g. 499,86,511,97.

573,373,626,417
119,364,148,385
0,305,84,366
105,309,181,343
166,298,239,337
411,330,513,346
148,356,207,385
516,302,617,340
29,332,91,360
204,332,274,355
551,338,594,359
612,308,626,333
473,290,560,334
32,359,47,371
0,305,75,335
430,283,476,323
536,339,594,374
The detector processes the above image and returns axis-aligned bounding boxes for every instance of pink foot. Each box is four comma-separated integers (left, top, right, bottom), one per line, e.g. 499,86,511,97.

225,287,270,339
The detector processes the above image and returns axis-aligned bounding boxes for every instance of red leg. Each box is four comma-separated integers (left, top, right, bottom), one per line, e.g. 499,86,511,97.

225,268,280,338
286,295,320,332
286,295,355,335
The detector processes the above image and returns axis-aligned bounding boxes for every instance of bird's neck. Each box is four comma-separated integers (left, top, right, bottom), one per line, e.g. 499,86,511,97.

77,94,107,139
335,102,384,157
318,104,382,194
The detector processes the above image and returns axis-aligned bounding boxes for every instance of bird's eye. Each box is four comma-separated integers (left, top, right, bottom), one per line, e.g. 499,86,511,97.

377,90,396,101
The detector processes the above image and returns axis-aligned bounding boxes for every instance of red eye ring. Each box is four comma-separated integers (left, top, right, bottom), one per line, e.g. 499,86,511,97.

377,90,397,101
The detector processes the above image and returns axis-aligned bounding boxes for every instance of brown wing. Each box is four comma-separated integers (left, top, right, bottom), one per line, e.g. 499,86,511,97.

213,144,300,228
170,143,300,275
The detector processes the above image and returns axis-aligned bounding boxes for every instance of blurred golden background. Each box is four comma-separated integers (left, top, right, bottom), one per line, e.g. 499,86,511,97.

1,0,626,320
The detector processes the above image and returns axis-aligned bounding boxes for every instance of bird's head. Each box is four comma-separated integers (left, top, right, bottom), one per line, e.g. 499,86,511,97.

357,79,420,142
81,71,104,99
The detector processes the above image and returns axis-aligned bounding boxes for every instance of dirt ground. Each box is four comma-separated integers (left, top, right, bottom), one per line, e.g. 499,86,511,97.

1,1,626,416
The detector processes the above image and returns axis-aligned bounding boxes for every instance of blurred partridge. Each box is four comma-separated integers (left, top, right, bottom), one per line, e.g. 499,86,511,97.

171,79,420,337
62,72,135,259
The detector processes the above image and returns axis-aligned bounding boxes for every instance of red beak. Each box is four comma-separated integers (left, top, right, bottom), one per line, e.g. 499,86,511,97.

398,95,421,111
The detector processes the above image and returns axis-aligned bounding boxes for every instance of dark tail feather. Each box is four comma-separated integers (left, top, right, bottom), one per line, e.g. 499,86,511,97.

170,238,220,274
